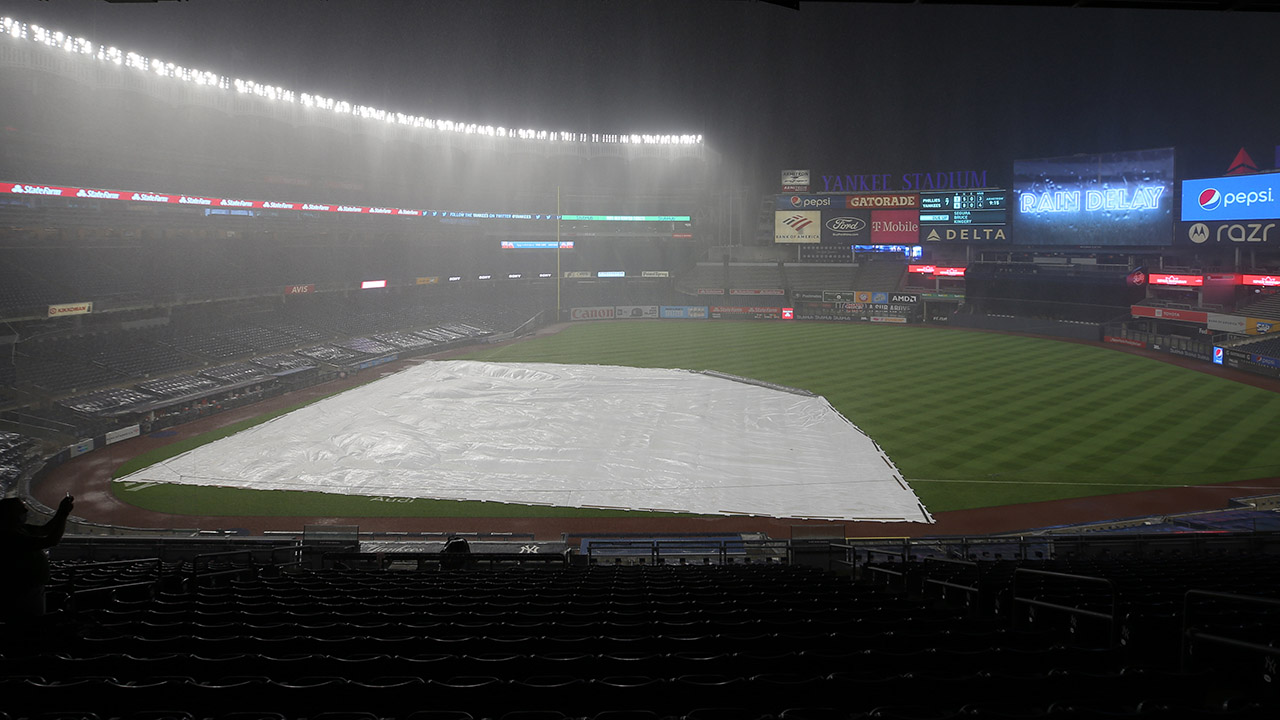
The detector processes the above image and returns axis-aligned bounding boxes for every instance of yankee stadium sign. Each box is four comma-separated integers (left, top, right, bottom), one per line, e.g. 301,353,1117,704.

820,169,991,193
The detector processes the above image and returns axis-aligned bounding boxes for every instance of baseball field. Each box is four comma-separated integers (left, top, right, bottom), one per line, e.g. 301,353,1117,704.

111,321,1280,518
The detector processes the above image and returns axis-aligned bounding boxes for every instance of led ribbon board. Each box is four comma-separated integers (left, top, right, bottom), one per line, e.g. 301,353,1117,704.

1148,273,1204,287
501,241,575,249
2,181,685,229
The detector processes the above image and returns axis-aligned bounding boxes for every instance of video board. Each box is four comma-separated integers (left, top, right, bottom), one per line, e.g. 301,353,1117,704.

1178,174,1280,246
1012,148,1175,246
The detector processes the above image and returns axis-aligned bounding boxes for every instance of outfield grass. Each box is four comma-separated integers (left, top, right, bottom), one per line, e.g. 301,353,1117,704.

112,321,1280,516
463,322,1280,511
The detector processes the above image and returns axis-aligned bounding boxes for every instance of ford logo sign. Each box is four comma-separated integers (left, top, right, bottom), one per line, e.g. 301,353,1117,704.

824,216,867,233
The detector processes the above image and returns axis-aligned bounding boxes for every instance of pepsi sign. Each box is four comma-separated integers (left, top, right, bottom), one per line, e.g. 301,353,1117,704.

776,194,838,210
1181,174,1280,222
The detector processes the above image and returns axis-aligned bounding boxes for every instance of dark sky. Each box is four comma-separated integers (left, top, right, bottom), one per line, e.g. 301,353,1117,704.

8,0,1280,187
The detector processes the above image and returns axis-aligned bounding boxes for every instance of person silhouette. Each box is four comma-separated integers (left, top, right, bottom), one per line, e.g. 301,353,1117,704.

439,535,472,570
0,494,74,618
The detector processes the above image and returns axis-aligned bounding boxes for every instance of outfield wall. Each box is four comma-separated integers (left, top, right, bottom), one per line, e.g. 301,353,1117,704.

948,314,1102,342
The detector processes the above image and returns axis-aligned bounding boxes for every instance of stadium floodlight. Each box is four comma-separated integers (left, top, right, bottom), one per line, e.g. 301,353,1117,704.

1,14,705,147
97,46,123,65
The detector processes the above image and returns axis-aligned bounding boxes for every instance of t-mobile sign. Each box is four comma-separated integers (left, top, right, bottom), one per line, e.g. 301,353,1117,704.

870,210,920,244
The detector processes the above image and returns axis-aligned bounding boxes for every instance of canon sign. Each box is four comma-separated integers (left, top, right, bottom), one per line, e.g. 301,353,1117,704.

571,307,615,321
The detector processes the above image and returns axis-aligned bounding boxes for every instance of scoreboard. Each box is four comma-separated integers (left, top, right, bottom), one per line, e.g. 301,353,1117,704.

919,190,1007,225
919,189,1010,243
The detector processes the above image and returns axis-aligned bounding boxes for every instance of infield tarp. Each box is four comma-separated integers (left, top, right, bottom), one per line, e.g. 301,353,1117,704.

117,361,932,522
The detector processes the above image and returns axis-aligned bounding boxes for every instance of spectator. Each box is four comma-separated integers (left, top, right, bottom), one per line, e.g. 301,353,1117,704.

0,494,74,617
439,535,472,570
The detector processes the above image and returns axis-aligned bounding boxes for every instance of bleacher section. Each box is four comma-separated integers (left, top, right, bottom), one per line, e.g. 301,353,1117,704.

1236,293,1280,323
677,264,727,292
1238,335,1280,358
786,266,857,291
1,545,1276,720
676,262,906,296
0,429,38,494
4,297,523,404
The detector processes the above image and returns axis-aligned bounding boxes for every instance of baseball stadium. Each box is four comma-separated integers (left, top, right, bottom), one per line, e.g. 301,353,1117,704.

2,5,1280,719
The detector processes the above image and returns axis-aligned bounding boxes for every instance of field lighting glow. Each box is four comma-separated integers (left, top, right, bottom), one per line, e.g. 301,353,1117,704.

0,15,702,147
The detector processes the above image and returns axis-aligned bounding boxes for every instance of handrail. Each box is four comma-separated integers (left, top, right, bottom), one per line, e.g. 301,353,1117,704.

1012,567,1118,647
192,549,257,563
587,540,728,564
1180,589,1280,672
322,550,570,569
865,548,907,563
58,557,165,570
926,557,977,568
190,549,257,582
76,579,158,598
56,557,168,603
266,543,311,571
922,557,981,611
829,542,858,570
583,538,788,565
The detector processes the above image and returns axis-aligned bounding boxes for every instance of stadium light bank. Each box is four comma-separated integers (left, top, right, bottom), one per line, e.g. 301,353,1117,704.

0,15,702,147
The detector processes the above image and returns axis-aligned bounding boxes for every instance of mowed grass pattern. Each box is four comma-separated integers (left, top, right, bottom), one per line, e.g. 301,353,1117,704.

463,321,1280,512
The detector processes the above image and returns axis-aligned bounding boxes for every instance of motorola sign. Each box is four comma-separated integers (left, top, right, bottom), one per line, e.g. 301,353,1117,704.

1180,220,1277,245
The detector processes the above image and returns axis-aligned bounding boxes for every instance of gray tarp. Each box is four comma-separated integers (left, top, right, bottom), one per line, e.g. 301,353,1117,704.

116,360,932,522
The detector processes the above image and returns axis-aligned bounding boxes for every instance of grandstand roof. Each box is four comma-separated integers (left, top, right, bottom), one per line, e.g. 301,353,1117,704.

10,1,1279,185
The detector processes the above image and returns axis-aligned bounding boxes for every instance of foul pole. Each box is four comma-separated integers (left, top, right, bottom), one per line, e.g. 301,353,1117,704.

556,186,561,320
